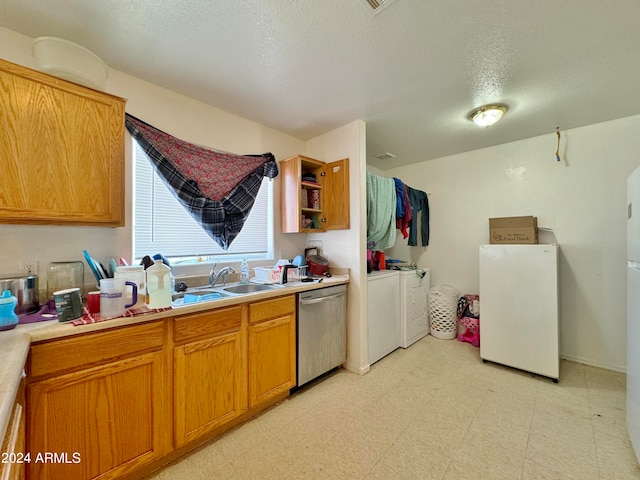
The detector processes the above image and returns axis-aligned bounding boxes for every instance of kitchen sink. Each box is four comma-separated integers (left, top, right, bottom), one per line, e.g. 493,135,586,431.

171,288,233,306
220,283,278,294
171,283,280,307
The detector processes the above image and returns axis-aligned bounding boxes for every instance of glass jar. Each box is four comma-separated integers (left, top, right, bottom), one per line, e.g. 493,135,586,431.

47,261,84,299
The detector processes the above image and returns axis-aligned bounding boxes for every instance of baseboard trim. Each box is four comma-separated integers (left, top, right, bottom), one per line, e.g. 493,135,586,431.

344,361,370,375
561,353,626,374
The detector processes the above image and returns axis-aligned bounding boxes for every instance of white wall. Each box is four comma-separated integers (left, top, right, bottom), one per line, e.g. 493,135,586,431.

306,120,368,375
385,115,640,372
0,27,307,291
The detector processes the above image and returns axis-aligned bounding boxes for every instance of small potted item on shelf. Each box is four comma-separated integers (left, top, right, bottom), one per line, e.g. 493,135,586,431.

302,216,313,229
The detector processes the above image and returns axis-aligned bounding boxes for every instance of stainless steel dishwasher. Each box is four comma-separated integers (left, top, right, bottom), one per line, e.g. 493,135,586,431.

297,284,347,387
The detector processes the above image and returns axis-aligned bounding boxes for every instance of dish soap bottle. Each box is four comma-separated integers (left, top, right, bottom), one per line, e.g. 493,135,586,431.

240,259,250,284
146,260,172,309
0,290,19,331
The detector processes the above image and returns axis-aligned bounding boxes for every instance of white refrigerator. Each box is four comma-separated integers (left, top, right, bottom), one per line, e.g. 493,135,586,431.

479,244,559,381
627,166,640,462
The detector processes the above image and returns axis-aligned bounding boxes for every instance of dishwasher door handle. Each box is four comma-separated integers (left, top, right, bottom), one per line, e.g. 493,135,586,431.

299,292,346,305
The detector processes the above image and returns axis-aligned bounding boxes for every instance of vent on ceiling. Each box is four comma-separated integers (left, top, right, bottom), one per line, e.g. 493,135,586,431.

373,152,396,161
360,0,398,15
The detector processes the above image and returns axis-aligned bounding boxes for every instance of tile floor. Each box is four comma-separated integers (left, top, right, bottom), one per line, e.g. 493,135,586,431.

153,335,640,479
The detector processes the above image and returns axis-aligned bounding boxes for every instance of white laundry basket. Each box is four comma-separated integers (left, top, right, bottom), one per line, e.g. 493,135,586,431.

429,284,460,339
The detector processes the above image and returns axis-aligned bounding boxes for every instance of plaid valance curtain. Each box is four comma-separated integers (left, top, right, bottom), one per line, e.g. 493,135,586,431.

125,114,278,250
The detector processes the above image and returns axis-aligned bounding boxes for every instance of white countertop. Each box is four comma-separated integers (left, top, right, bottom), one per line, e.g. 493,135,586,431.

0,329,29,445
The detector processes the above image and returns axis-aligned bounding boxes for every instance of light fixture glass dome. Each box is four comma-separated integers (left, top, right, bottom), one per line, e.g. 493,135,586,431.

467,104,508,127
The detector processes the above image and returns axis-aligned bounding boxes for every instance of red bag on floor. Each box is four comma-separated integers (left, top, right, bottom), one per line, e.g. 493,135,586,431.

457,295,480,347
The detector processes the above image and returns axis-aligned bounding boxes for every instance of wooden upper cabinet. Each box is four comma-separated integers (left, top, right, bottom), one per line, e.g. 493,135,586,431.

0,58,125,226
280,154,350,233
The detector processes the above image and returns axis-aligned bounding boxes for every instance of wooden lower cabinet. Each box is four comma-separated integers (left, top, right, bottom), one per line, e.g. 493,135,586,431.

23,294,300,479
248,296,296,407
173,307,245,447
27,352,165,480
26,322,167,480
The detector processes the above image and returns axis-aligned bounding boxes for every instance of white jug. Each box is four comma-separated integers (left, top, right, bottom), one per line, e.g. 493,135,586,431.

146,260,172,309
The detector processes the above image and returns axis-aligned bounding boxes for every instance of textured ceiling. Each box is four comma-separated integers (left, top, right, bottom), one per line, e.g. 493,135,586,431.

1,0,639,169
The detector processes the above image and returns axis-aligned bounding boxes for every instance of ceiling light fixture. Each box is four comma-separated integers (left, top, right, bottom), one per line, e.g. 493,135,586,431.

467,103,508,127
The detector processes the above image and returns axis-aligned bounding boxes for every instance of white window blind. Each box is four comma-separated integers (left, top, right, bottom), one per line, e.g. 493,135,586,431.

133,141,273,262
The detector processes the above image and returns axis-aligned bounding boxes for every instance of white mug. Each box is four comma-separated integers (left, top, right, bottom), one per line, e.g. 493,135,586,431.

100,278,137,319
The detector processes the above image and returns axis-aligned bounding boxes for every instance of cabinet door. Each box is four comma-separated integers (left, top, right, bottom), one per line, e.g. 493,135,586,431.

0,58,125,226
248,314,296,407
322,159,350,230
27,352,165,480
174,330,244,447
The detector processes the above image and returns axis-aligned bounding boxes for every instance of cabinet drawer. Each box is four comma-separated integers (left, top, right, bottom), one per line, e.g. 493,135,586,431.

174,306,242,345
29,321,164,379
249,295,295,324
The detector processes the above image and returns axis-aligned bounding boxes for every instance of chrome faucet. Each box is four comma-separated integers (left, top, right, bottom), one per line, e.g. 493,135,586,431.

209,265,236,287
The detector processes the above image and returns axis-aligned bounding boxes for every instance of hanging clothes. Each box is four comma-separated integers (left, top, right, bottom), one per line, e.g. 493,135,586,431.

366,172,397,250
125,114,278,250
396,183,413,239
393,178,405,220
407,186,430,246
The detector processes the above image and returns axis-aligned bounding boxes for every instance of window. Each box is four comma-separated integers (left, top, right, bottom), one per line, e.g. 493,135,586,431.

132,140,274,265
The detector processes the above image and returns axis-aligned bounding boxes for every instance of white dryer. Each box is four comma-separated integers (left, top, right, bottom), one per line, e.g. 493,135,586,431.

399,268,430,348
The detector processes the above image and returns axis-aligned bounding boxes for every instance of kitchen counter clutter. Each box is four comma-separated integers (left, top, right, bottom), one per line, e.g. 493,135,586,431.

26,270,348,343
0,269,348,480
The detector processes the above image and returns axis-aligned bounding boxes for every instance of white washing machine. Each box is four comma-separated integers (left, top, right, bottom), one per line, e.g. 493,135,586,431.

400,268,430,348
367,270,400,364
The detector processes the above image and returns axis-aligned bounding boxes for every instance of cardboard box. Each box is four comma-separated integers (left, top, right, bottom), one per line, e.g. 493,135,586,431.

489,216,538,244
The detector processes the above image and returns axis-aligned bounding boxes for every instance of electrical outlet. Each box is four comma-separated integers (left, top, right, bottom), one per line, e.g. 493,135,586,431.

20,260,38,274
